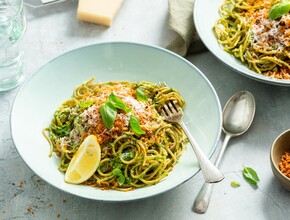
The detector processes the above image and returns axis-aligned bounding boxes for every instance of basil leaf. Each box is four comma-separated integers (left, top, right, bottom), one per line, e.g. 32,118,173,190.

79,100,94,108
136,87,148,102
230,181,240,187
269,0,290,20
129,114,146,135
100,102,117,129
109,93,132,113
112,168,125,186
242,167,260,185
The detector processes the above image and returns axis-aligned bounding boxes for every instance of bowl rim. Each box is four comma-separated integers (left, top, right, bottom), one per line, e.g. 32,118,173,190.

270,129,290,181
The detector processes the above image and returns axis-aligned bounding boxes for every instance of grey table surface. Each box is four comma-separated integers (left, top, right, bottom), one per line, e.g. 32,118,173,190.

1,0,290,219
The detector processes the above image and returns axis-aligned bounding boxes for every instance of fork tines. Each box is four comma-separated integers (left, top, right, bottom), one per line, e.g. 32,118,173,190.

161,100,181,117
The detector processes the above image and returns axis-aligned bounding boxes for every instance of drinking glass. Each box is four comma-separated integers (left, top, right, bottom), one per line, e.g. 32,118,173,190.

0,0,26,91
24,0,67,8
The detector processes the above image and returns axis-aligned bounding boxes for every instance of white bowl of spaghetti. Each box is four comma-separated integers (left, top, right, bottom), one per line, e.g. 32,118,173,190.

11,42,222,201
194,0,290,86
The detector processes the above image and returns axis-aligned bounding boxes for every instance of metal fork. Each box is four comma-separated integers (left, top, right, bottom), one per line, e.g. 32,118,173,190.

161,101,224,183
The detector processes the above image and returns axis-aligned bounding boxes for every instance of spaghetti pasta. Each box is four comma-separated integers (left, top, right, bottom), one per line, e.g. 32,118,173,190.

214,0,290,79
43,78,187,191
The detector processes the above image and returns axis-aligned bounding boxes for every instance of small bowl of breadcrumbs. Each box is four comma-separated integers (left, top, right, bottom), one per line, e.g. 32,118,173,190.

271,129,290,191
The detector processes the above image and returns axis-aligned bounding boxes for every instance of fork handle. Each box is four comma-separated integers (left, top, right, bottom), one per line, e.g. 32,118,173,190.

193,134,231,213
180,122,224,183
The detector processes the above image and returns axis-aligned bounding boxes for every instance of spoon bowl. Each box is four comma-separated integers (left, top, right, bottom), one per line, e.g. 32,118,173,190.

193,90,256,214
222,91,256,137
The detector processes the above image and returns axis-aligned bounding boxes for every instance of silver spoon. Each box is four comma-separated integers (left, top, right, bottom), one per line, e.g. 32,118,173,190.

192,90,256,214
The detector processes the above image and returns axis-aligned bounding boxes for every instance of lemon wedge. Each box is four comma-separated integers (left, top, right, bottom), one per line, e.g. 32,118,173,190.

64,135,101,184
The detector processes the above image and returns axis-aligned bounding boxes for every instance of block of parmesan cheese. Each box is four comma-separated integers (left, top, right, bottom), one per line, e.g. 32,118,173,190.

77,0,124,27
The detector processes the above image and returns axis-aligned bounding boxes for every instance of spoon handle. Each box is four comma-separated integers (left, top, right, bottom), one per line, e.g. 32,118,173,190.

192,134,231,214
180,122,224,183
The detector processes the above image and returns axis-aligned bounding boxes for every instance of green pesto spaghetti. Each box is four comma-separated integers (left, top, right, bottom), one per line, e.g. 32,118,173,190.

214,0,290,79
43,78,187,191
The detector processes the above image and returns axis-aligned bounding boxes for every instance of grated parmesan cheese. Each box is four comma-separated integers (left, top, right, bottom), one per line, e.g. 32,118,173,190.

249,8,290,52
67,83,160,145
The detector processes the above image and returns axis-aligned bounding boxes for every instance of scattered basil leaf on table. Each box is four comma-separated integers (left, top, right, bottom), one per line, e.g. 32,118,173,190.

109,93,132,113
100,102,117,129
130,114,146,135
136,87,148,102
231,181,241,187
269,0,290,20
242,166,260,185
112,168,125,186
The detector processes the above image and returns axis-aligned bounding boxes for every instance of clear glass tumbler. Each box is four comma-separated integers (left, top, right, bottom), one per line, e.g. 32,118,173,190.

0,0,26,91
